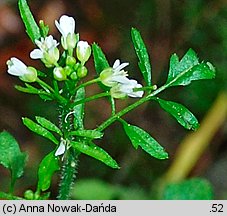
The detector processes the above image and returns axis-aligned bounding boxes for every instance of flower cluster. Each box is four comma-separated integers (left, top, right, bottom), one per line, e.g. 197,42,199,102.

6,15,91,82
99,59,144,98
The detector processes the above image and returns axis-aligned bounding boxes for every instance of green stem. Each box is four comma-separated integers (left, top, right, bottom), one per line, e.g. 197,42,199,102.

57,103,81,199
110,96,116,116
96,84,167,131
70,92,110,108
57,150,79,200
74,78,100,92
36,78,67,105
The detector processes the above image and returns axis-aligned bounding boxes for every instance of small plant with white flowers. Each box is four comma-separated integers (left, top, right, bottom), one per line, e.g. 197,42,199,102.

0,0,216,200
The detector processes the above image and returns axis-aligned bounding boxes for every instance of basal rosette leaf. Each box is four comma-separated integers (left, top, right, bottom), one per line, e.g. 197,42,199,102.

38,151,60,191
122,121,168,160
166,48,215,87
163,178,214,200
131,27,152,86
156,98,199,130
0,131,27,185
18,0,41,42
71,141,119,169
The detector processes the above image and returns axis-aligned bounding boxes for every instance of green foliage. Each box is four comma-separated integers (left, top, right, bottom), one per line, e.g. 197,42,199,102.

71,141,120,169
70,130,103,139
92,43,110,74
73,87,85,130
35,116,62,136
73,178,148,200
2,0,217,200
0,131,27,189
18,0,41,42
166,49,215,87
122,121,168,159
156,98,199,130
38,151,60,191
131,27,152,86
163,178,214,200
22,117,58,144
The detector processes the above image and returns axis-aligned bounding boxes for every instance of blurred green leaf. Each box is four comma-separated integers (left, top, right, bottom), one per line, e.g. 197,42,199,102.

122,121,168,159
0,131,27,187
131,27,152,86
73,179,117,200
22,117,58,144
166,49,215,87
71,141,119,169
35,116,62,136
18,0,41,42
70,130,103,139
163,178,214,200
73,178,148,200
74,87,85,130
38,151,60,191
156,98,199,130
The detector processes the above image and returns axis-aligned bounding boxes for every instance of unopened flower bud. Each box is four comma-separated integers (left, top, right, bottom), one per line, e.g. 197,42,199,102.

70,71,78,80
76,41,91,64
53,67,67,81
20,67,38,82
66,56,76,67
77,65,88,78
64,66,73,76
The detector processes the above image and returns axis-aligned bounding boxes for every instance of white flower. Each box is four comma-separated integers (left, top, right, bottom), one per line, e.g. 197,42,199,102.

76,41,91,64
55,15,75,38
110,78,144,99
55,139,66,156
7,57,37,82
30,35,59,67
100,59,129,87
55,15,77,50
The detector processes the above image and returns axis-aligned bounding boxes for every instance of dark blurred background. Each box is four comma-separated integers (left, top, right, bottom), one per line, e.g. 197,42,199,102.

0,0,227,199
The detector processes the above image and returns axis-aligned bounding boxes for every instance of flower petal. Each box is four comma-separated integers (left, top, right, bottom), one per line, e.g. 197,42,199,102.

113,59,120,69
30,49,43,59
55,142,66,156
7,57,27,76
55,15,75,38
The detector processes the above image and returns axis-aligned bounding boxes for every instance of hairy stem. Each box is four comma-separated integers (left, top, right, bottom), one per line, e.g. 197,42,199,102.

57,106,79,199
57,149,79,200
